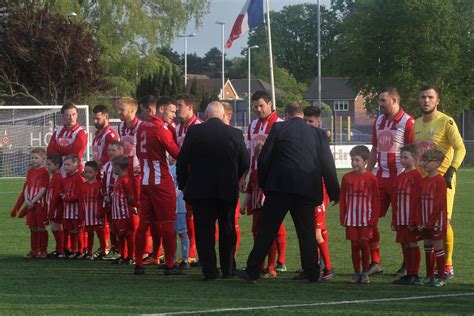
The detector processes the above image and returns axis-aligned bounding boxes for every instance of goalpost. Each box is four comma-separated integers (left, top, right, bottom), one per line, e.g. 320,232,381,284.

0,105,90,178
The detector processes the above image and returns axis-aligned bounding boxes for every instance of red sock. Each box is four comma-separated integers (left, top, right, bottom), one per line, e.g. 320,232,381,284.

63,229,70,252
360,239,370,272
435,249,446,280
276,224,287,265
408,246,421,276
39,230,48,252
87,231,95,254
234,223,241,257
126,231,135,260
318,238,332,270
186,217,196,259
70,233,78,253
134,222,149,267
425,246,435,278
370,224,381,263
77,230,85,254
151,222,162,259
402,245,409,268
52,229,64,253
161,221,177,268
103,222,110,251
97,228,106,253
145,227,152,254
351,241,361,273
31,230,40,253
118,236,125,257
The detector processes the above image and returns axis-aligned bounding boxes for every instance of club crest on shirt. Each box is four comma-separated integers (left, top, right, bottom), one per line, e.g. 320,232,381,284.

428,129,436,137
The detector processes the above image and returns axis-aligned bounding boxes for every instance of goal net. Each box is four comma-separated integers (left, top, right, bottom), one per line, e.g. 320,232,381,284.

0,105,90,178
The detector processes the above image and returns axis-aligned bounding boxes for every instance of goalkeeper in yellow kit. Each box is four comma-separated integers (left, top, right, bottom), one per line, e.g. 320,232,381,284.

414,85,466,280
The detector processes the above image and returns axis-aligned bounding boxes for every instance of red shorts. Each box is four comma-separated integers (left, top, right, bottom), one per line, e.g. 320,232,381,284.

26,204,48,227
63,219,82,230
345,226,373,241
395,226,420,243
139,185,176,224
377,177,394,218
112,218,134,236
85,225,104,233
421,229,446,241
314,205,326,230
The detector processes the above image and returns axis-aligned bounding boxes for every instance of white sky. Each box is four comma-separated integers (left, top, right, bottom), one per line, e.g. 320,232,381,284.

172,0,331,58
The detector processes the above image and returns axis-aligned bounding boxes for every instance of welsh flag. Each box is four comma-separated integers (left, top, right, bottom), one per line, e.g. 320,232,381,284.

226,0,264,48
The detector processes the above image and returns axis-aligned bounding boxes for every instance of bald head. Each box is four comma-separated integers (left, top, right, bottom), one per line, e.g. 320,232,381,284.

205,101,225,120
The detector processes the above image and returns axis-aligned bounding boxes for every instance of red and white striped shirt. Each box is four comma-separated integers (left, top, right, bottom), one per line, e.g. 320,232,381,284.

340,171,380,227
392,169,422,227
175,115,203,148
111,175,135,220
101,161,117,201
372,108,414,179
47,172,64,220
136,117,180,186
47,124,88,175
92,124,119,166
25,167,49,207
419,175,447,231
62,171,84,220
81,181,103,226
247,111,282,211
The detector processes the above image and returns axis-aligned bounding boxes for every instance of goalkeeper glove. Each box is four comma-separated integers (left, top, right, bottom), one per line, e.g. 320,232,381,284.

444,166,456,189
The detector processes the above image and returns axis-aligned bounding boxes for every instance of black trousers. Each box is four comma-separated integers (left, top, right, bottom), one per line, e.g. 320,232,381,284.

246,192,319,279
190,199,237,278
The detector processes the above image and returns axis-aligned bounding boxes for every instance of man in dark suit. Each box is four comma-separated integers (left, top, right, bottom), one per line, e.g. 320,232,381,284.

177,101,249,280
237,102,340,282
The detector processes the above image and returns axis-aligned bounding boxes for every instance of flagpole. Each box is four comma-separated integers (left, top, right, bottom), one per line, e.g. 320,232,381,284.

265,0,276,110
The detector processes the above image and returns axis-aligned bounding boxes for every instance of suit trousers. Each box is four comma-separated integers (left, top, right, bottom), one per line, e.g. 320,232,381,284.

189,199,237,278
246,192,319,279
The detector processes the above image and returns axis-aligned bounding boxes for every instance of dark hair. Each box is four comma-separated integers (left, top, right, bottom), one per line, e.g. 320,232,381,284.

284,101,303,116
47,155,63,168
400,144,419,157
251,90,272,103
112,155,129,171
156,96,176,108
139,95,157,110
61,102,78,114
420,84,441,100
303,106,322,118
85,160,99,172
350,145,370,160
380,87,400,103
93,104,108,114
422,149,445,163
109,140,123,148
64,154,80,165
175,93,197,112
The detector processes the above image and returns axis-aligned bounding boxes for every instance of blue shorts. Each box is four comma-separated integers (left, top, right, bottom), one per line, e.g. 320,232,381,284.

174,212,187,235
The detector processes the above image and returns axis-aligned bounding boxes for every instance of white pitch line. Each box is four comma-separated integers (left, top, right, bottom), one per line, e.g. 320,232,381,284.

146,292,474,316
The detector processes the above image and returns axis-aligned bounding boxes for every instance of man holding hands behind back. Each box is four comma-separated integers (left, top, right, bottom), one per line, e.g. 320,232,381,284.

237,102,340,283
177,101,249,280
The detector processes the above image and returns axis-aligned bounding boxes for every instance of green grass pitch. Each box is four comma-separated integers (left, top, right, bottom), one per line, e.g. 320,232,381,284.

1,169,473,315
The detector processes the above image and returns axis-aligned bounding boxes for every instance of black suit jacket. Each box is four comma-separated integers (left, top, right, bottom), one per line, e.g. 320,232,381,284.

257,117,339,204
177,117,249,204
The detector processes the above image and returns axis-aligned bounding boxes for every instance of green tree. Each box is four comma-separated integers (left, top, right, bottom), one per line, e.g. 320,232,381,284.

43,0,210,96
333,0,473,116
0,5,107,104
248,3,340,84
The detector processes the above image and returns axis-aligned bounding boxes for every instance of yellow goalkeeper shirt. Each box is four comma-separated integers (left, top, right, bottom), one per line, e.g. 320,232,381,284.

414,111,466,175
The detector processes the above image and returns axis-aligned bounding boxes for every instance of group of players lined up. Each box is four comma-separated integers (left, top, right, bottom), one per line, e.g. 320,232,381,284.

10,86,465,285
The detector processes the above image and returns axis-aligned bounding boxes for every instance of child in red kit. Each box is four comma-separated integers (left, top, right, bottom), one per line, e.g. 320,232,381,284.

46,155,65,259
340,145,380,284
392,144,422,284
61,154,85,259
11,147,50,259
82,161,106,260
111,155,137,264
416,149,448,287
